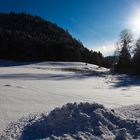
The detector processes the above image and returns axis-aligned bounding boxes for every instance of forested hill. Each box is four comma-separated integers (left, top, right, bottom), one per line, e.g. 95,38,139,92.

0,12,103,65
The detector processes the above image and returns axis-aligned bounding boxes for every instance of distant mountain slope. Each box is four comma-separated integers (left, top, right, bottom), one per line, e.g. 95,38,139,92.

0,12,103,65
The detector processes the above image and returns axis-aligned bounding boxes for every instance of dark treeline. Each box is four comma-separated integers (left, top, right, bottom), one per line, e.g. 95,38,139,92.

114,29,140,75
0,12,104,66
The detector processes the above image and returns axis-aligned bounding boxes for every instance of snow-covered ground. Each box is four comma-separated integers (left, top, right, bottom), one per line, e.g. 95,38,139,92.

0,61,140,139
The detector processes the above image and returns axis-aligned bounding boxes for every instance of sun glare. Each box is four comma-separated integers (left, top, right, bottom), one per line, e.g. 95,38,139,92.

129,11,140,34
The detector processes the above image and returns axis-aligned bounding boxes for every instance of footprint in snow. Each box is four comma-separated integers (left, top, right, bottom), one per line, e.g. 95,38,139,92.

4,84,23,88
4,84,11,87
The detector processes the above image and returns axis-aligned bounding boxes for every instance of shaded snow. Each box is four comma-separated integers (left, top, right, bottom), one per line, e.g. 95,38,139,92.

1,103,140,140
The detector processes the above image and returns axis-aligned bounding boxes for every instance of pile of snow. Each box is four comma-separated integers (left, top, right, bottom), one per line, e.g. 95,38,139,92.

115,105,140,121
1,102,140,140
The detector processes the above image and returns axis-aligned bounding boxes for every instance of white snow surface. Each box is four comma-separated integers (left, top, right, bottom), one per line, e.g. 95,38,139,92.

0,61,140,139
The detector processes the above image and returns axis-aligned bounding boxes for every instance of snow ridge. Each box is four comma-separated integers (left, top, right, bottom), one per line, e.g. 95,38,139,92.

1,102,140,140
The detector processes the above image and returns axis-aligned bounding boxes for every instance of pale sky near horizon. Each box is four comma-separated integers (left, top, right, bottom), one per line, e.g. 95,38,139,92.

1,0,140,56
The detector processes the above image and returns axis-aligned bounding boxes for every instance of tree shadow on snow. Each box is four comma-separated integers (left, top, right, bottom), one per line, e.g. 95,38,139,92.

0,72,105,80
112,74,140,88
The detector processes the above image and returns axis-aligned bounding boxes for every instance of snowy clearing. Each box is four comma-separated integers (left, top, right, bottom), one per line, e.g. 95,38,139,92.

0,61,140,139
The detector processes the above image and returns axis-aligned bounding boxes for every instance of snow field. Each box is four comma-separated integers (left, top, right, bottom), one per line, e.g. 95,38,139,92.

0,61,140,139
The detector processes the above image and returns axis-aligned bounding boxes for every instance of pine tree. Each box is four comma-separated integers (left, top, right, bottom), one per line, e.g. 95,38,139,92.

133,38,140,74
115,29,132,73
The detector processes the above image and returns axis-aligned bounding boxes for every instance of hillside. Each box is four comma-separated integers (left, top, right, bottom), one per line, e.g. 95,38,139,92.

0,12,103,65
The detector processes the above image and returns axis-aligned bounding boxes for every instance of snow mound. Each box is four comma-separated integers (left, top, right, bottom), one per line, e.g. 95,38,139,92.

1,103,140,140
115,105,140,121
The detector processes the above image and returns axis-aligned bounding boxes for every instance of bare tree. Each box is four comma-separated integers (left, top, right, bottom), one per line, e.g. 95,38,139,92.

119,29,133,51
115,29,133,73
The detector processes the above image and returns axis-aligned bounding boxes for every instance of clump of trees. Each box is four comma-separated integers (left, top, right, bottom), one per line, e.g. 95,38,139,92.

114,29,140,75
133,38,140,74
0,12,104,67
103,56,118,68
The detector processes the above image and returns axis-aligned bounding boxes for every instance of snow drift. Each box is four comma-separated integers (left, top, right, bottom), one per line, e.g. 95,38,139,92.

1,102,140,140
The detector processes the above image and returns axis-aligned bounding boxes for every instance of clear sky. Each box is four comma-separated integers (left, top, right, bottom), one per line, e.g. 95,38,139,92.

1,0,140,56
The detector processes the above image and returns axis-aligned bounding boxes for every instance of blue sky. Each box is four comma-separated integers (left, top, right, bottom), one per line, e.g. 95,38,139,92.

0,0,140,56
